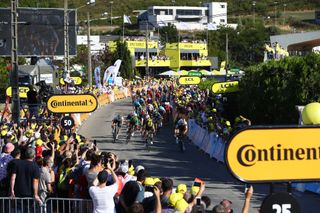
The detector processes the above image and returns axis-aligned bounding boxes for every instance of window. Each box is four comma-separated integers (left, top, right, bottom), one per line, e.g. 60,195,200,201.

169,9,173,15
220,4,225,8
220,19,225,23
176,9,201,16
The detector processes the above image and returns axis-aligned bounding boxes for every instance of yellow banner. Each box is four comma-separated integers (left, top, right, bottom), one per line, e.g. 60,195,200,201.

60,77,82,85
178,77,201,85
212,81,239,93
47,94,98,113
6,87,30,98
226,127,320,182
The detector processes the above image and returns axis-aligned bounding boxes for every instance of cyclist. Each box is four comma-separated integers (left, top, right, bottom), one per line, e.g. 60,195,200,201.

144,115,155,145
128,112,139,136
152,109,163,130
112,115,122,140
175,117,188,151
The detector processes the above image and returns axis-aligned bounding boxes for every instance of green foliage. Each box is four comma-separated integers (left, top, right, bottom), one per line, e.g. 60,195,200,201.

198,77,217,91
237,53,320,125
159,24,179,45
112,41,133,80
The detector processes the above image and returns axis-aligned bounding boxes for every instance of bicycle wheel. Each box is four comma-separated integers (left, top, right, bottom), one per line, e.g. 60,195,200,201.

113,126,117,143
179,137,185,152
126,129,131,144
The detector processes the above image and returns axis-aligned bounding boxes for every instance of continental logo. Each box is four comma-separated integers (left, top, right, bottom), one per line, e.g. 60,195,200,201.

47,94,97,113
212,81,239,94
237,144,320,167
226,127,320,182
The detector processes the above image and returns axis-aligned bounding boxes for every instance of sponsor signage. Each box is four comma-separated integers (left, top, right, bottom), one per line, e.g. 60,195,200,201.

60,77,82,85
212,81,239,93
47,94,98,113
260,192,300,213
178,76,201,85
226,127,320,182
188,71,202,77
6,86,29,98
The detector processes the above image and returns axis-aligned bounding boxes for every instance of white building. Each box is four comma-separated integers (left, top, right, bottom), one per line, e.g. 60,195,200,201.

138,2,227,31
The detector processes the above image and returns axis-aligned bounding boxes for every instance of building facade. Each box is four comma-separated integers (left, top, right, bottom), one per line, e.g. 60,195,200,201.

138,2,227,31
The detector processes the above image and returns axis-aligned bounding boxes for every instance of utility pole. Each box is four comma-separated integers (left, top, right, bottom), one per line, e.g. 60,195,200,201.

64,0,70,80
87,12,92,87
145,21,149,77
225,33,228,81
11,0,19,123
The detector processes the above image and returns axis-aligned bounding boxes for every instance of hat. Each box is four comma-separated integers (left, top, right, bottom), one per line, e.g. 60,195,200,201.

176,184,187,194
175,198,189,212
97,170,109,183
118,161,129,173
153,177,161,184
190,186,200,196
135,165,145,174
5,143,14,153
34,132,41,139
35,139,43,146
128,165,135,176
1,130,7,137
169,193,183,207
144,177,155,186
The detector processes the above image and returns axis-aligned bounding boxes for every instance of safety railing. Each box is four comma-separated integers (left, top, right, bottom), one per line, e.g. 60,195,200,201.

0,197,93,213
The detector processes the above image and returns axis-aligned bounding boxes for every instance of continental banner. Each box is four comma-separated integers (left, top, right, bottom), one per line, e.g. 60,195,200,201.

47,94,98,113
226,127,320,182
212,81,239,94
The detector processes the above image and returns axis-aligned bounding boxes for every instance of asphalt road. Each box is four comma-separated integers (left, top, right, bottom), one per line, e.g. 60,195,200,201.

79,98,320,213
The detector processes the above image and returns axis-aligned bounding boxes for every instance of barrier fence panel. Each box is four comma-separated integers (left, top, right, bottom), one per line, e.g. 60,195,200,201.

0,197,43,213
44,198,93,213
0,197,93,213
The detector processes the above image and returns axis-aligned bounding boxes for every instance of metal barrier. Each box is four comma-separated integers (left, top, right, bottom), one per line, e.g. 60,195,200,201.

0,197,93,213
44,198,92,213
0,197,43,213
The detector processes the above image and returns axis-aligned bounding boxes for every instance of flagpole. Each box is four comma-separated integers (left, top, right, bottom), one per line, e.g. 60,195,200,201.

122,14,125,42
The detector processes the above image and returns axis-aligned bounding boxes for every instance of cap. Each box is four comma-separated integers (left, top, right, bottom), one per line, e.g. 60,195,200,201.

176,184,187,194
190,186,200,196
169,193,183,207
35,139,43,146
144,177,155,186
5,143,14,153
135,165,145,174
153,177,161,184
97,170,109,183
175,198,189,212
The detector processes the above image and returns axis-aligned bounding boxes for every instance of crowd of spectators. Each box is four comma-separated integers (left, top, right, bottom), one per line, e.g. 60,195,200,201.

172,85,250,142
0,78,255,213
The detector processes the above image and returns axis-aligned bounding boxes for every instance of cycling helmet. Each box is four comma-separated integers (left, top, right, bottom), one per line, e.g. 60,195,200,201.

145,114,150,119
117,115,122,120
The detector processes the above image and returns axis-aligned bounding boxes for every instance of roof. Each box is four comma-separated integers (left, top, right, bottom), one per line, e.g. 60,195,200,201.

19,64,54,76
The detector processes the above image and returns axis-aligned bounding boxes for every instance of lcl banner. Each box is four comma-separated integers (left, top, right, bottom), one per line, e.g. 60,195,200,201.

226,127,320,182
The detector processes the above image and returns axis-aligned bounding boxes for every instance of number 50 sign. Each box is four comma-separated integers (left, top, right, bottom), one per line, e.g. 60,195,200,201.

260,192,300,213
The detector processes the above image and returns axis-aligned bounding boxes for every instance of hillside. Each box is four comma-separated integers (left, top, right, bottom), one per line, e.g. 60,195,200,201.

0,0,319,21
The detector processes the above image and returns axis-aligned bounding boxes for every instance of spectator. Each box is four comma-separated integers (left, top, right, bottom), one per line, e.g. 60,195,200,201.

89,164,119,213
220,199,233,213
212,204,226,213
85,154,103,188
10,147,41,203
39,155,54,202
0,143,14,196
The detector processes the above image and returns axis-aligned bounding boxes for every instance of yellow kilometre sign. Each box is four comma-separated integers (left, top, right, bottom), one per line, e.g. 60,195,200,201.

60,77,82,85
226,127,320,183
47,94,98,113
6,87,30,98
212,81,239,93
178,76,201,85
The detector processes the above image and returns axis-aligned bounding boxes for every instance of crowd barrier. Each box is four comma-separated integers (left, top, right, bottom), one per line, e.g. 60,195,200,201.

187,119,320,196
0,197,92,213
187,119,225,162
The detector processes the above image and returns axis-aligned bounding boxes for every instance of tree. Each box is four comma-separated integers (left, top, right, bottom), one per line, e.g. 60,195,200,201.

237,53,320,125
159,23,179,45
112,41,133,80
